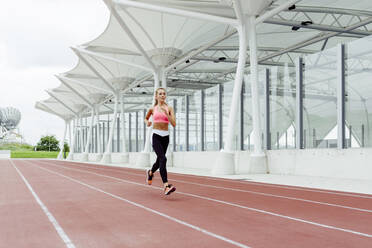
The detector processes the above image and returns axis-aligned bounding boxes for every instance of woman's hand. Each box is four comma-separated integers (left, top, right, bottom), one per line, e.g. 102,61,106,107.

145,120,152,127
160,106,171,118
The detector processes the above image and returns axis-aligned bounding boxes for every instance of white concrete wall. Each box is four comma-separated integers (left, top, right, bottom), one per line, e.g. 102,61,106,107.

0,150,10,159
170,149,372,180
266,148,372,180
80,148,372,181
173,151,218,170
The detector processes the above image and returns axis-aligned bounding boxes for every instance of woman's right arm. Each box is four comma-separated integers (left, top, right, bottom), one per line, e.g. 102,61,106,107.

144,108,153,127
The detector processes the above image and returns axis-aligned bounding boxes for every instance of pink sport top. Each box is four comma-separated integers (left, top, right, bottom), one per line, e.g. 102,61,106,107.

153,105,169,124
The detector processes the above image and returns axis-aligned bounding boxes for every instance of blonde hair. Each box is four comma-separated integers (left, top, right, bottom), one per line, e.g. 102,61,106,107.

154,87,167,106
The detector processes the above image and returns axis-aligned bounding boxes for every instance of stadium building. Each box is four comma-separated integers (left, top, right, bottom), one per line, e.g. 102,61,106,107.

36,0,372,180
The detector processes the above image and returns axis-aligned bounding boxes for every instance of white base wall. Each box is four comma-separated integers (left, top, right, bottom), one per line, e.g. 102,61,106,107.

171,149,372,180
0,150,10,159
78,148,372,181
266,148,372,180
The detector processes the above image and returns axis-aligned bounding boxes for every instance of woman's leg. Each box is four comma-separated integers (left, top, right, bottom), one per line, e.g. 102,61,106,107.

158,135,169,183
150,157,160,174
152,134,168,183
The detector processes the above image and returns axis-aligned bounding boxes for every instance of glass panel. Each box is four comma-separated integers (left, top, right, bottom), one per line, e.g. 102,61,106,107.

175,96,186,151
168,101,175,151
346,36,372,148
130,112,136,152
269,65,297,149
243,70,265,150
189,91,201,151
124,113,130,152
138,110,145,151
204,85,219,151
222,80,240,150
303,47,338,148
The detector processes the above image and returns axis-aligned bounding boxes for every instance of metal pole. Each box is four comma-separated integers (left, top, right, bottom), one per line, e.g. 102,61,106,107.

265,68,271,150
296,57,304,149
173,99,177,151
129,113,132,152
136,111,139,152
185,95,190,151
240,81,244,150
201,90,205,151
337,44,346,149
218,84,223,150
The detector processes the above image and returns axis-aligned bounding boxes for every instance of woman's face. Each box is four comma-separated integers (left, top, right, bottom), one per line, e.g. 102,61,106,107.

157,89,166,102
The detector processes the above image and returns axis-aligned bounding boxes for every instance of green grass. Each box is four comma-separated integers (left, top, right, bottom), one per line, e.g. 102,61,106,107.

0,143,34,151
1,142,68,159
11,150,65,158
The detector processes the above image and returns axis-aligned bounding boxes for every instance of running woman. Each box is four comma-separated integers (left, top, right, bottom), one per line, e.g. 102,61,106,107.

145,88,176,195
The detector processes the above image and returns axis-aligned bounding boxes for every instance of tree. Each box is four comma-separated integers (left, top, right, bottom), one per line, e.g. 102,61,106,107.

36,135,60,151
63,142,70,159
63,142,70,153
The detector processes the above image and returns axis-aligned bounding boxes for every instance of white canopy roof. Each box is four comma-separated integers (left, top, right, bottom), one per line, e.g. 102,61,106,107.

36,0,372,133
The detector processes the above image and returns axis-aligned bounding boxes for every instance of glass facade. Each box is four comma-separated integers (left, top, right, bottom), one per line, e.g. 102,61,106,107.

204,85,219,151
346,36,372,148
74,35,372,153
189,91,201,151
175,96,186,151
303,47,338,149
269,65,296,149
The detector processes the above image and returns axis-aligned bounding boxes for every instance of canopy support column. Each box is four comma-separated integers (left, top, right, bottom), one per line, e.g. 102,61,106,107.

136,71,160,167
101,94,119,164
212,0,246,175
247,15,267,173
57,120,68,160
81,108,95,161
67,119,77,160
120,94,129,162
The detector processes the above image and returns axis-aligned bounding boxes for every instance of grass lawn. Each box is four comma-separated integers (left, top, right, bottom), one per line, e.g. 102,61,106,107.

11,150,65,158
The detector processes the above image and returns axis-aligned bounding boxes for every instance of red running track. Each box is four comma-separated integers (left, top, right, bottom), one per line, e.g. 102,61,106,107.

1,159,372,248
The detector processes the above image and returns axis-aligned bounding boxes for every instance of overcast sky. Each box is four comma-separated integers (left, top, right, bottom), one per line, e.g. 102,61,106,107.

0,0,109,145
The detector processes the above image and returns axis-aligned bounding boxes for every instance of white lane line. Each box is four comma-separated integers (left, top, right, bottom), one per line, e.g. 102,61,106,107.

33,160,372,238
46,161,372,213
169,172,372,199
54,160,372,199
25,161,251,248
9,160,76,248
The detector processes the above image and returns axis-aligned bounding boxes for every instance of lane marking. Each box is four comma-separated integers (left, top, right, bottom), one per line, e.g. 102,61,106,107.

9,160,76,248
32,160,372,238
23,160,251,248
45,160,372,213
54,160,372,199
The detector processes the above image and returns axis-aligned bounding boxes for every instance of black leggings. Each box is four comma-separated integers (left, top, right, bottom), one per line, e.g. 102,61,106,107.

151,133,169,183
